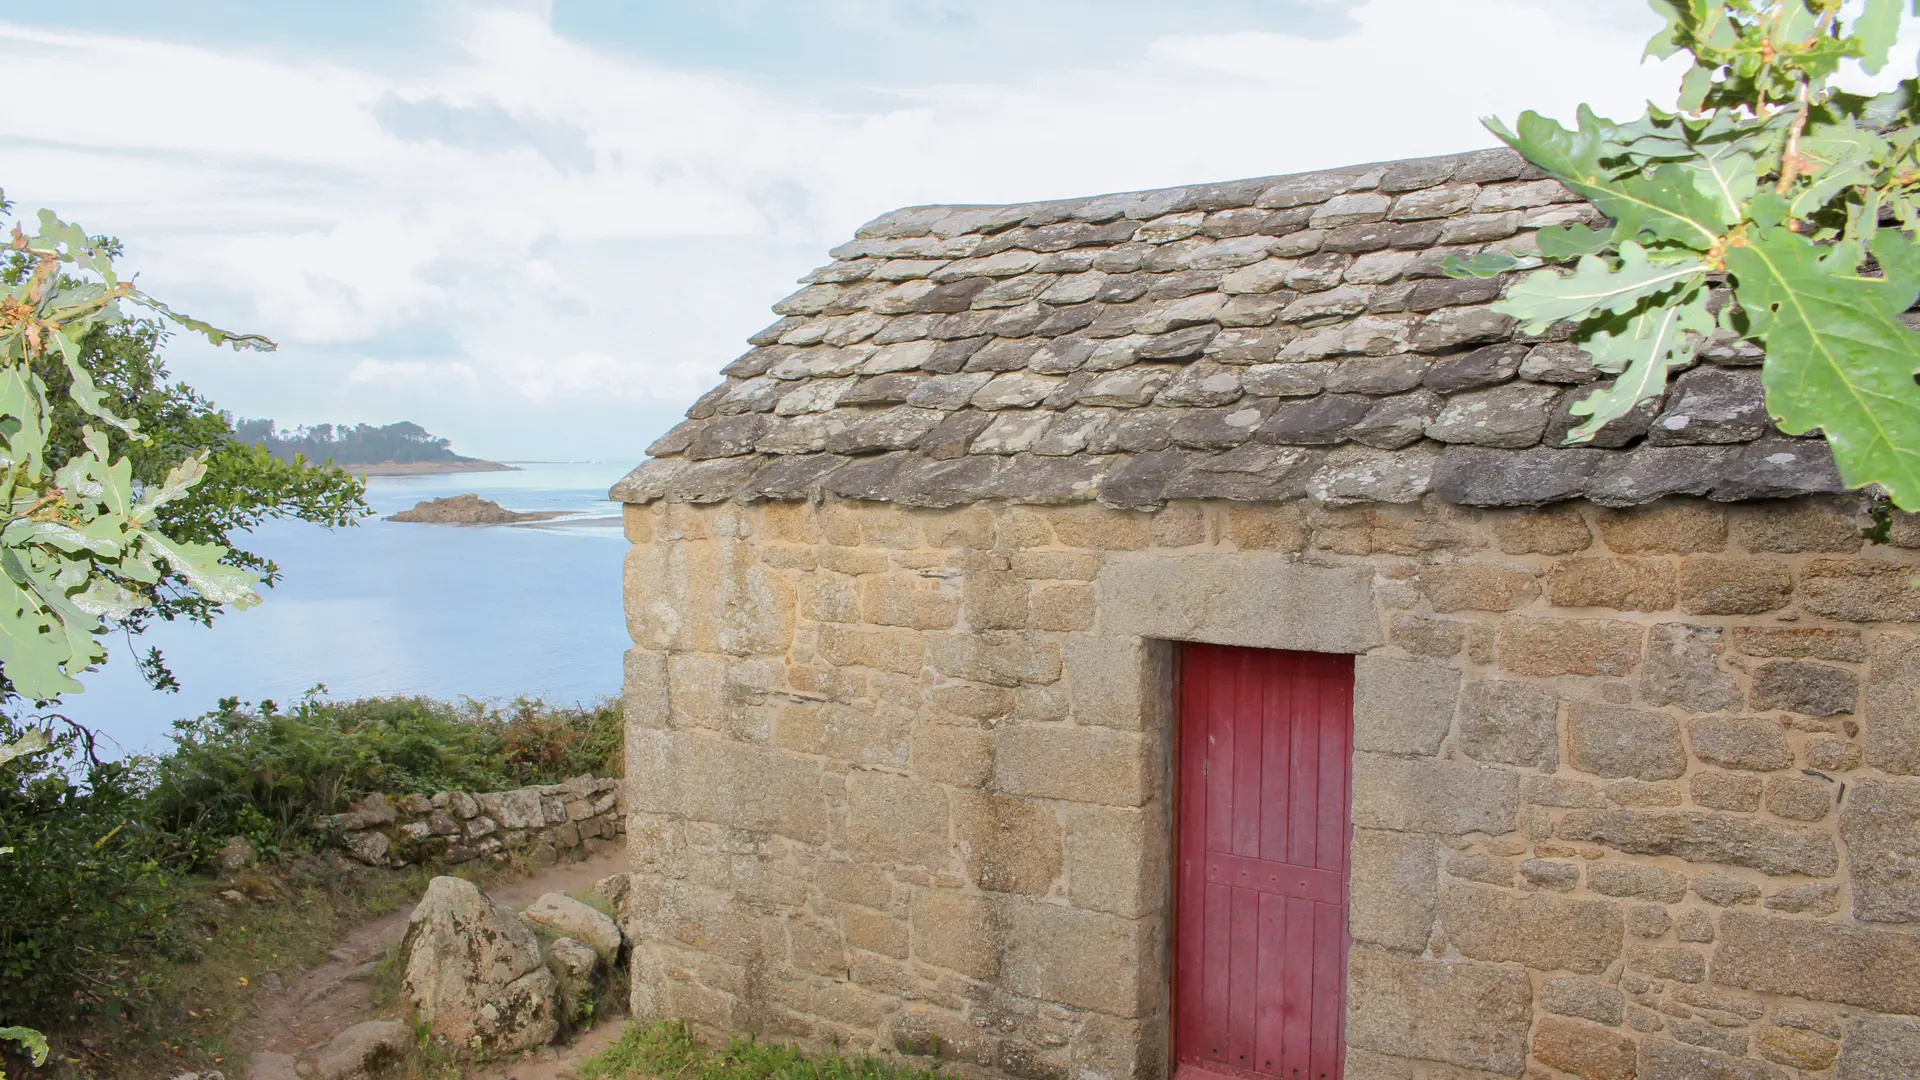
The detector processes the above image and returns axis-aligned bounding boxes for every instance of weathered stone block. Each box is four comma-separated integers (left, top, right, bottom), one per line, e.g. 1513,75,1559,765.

953,792,1062,896
1567,703,1686,780
1713,911,1920,1015
1691,769,1763,811
994,725,1150,806
1866,633,1920,774
1351,752,1519,835
1438,883,1621,973
1064,803,1161,918
1765,775,1833,821
1841,778,1920,923
1497,618,1643,676
1837,1015,1920,1080
1587,861,1688,903
1688,715,1792,771
845,771,951,868
1532,1016,1637,1080
1456,679,1559,770
1064,635,1151,731
1753,1026,1837,1070
1349,829,1437,954
929,631,1063,687
815,861,892,908
910,723,993,787
1547,557,1677,611
1543,977,1625,1026
1679,557,1792,615
627,731,828,843
908,889,999,979
1345,948,1532,1076
1490,504,1592,554
1639,1037,1785,1080
1417,563,1539,612
1642,624,1740,712
1798,559,1920,622
1594,502,1726,554
999,899,1156,1017
1556,809,1837,876
1100,555,1383,652
1750,659,1858,716
1353,656,1459,756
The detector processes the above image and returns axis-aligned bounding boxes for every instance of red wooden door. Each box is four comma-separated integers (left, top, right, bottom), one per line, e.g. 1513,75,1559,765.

1174,644,1353,1080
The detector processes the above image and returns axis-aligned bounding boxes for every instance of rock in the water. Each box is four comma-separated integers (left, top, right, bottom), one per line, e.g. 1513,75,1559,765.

400,877,558,1053
386,493,562,524
521,892,623,964
310,1020,410,1080
547,937,600,1028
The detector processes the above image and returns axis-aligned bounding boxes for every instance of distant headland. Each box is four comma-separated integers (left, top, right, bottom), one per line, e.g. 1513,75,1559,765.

234,418,512,475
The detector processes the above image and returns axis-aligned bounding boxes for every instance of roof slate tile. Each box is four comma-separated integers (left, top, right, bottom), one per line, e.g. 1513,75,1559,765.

618,150,1852,511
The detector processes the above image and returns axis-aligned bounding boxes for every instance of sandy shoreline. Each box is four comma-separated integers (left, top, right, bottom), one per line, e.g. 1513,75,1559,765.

346,460,518,476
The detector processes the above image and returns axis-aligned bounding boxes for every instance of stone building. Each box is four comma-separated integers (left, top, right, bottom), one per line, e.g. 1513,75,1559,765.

610,148,1920,1080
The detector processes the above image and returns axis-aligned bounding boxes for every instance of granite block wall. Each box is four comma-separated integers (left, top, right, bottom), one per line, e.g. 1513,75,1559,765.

616,493,1920,1080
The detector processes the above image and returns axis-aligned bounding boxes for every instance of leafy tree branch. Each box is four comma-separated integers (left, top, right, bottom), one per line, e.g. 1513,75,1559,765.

1449,0,1920,508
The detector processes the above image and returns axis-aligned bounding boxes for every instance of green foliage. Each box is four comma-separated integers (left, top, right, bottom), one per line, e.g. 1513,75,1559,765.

1452,0,1920,507
233,418,477,467
32,320,371,688
0,720,184,1031
580,1021,946,1080
146,691,624,864
0,197,278,698
1,1026,49,1079
0,693,619,1033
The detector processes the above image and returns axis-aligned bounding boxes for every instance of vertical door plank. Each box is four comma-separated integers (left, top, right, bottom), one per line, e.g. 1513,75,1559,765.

1226,886,1260,1071
1314,674,1350,874
1206,652,1235,857
1201,881,1231,1063
1254,890,1286,1076
1309,901,1345,1080
1279,894,1315,1079
1286,669,1322,869
1259,663,1294,865
1231,654,1264,858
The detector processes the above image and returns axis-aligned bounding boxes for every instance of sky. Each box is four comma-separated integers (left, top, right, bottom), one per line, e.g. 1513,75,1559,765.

0,0,1899,463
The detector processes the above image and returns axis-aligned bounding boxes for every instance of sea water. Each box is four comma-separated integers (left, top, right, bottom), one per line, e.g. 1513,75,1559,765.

58,461,636,757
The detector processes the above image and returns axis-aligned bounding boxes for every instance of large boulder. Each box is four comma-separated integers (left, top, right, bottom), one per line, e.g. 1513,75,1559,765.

522,892,623,964
400,877,558,1053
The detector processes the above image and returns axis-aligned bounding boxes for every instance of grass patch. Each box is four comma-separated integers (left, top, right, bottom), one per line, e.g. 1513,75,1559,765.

578,1022,944,1080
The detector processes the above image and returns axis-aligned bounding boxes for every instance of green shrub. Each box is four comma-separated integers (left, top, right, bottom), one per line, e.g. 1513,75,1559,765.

146,691,623,863
0,691,622,1031
0,722,186,1029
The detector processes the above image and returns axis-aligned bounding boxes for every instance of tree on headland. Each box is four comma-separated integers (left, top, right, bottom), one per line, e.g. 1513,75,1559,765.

235,417,476,467
1449,0,1920,508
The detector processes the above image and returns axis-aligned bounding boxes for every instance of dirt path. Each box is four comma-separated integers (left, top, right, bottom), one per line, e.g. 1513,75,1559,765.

241,848,627,1079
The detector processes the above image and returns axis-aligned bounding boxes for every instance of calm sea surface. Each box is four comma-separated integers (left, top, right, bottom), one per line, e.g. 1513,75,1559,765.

62,462,637,757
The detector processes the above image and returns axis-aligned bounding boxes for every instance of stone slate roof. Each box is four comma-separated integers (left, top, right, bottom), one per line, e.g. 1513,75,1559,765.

612,148,1848,511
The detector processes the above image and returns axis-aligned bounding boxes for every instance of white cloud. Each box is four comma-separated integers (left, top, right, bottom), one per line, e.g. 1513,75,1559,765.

0,2,1709,458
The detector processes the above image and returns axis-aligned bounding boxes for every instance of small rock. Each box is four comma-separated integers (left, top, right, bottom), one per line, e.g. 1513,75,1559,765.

521,893,624,964
547,937,601,1028
343,830,390,867
221,889,248,904
309,1020,410,1080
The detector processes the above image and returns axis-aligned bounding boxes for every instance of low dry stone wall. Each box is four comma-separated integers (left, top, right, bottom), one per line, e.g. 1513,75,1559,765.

324,775,626,868
617,492,1920,1080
